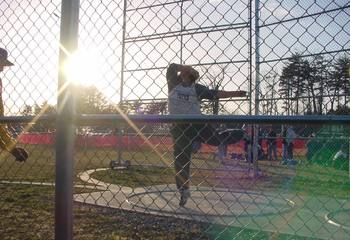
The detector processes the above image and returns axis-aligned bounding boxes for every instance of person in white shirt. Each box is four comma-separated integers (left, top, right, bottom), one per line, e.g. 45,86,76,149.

167,63,248,206
282,125,297,164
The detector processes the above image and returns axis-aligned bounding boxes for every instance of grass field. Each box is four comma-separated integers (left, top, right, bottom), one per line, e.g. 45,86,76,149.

88,146,350,200
1,143,349,239
91,164,350,199
0,184,208,240
1,184,321,240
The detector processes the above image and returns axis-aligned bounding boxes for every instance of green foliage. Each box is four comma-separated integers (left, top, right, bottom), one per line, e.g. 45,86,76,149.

278,53,349,115
74,85,116,114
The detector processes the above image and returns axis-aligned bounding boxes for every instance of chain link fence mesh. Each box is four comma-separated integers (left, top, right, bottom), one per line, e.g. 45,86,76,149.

0,0,349,239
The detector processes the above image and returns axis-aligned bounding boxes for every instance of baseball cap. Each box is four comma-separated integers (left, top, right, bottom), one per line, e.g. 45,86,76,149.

0,48,14,66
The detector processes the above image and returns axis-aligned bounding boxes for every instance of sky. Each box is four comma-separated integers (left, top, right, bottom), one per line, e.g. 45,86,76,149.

0,0,349,115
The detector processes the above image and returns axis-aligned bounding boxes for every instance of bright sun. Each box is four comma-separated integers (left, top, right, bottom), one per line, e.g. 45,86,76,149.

63,50,101,86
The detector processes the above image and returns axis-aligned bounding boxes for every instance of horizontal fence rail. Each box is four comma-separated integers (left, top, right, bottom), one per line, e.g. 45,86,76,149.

0,114,349,125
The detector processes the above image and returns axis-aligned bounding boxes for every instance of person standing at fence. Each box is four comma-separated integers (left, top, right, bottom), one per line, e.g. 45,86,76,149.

0,48,28,162
282,125,296,165
166,63,248,207
267,127,277,161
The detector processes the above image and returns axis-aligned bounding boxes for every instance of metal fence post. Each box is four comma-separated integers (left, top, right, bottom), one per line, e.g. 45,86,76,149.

55,0,79,239
120,0,127,105
253,0,261,176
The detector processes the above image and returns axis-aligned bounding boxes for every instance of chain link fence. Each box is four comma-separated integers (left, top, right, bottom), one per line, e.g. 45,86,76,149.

0,0,349,239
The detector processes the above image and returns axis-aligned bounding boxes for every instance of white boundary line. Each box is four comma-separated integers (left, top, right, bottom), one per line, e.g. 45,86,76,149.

3,167,350,233
325,211,350,231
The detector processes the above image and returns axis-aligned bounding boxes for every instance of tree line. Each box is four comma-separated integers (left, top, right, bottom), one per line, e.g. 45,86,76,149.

21,53,349,119
262,54,350,115
20,85,168,133
21,85,167,116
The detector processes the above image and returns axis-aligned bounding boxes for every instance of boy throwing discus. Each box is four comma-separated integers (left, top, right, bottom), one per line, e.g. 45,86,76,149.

167,63,248,207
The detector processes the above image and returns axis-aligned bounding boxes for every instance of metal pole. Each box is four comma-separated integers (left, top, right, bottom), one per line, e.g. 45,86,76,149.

180,0,184,63
119,0,127,104
347,99,350,179
253,0,261,177
75,114,350,125
248,0,253,115
117,0,128,165
56,0,79,239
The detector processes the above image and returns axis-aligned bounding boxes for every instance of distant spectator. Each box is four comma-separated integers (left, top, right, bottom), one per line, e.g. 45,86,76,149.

282,125,297,164
258,127,266,160
306,132,316,162
217,124,228,162
267,127,277,161
244,138,252,163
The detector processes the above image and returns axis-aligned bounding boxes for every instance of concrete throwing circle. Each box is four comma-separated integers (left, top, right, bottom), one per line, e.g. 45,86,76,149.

325,209,350,230
127,188,295,217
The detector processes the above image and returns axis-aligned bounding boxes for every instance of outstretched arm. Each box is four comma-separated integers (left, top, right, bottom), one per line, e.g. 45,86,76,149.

217,90,247,99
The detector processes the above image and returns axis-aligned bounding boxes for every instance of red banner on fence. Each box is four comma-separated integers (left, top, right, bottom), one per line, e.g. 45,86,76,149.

18,133,307,153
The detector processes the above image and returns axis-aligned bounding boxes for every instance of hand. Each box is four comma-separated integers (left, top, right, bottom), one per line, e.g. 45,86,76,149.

10,147,28,162
190,68,199,80
180,65,199,81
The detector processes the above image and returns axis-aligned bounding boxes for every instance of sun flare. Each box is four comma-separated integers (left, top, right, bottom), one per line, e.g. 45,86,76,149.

63,50,102,86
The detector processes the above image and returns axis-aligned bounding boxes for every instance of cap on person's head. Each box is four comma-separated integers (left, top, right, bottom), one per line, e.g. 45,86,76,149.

0,48,14,66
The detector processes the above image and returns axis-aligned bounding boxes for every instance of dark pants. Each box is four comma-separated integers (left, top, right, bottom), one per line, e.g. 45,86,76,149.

287,143,294,159
268,143,277,161
171,123,244,190
283,142,294,162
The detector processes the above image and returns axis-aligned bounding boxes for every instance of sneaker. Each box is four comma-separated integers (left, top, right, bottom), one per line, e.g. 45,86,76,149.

288,159,298,165
179,189,191,207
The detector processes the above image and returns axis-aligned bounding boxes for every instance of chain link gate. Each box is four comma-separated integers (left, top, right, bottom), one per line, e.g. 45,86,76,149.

1,0,350,239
